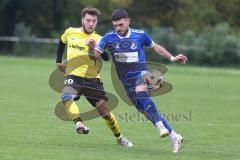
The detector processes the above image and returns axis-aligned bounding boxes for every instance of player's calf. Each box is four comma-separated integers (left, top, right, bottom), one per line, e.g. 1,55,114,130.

134,91,173,137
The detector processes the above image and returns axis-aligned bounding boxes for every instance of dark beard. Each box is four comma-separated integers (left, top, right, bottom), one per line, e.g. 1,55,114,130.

82,24,94,34
118,28,129,37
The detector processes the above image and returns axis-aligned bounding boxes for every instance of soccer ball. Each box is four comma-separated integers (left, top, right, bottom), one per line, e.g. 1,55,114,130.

144,70,164,91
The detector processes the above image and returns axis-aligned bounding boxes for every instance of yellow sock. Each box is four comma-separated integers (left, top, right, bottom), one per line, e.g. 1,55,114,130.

65,101,80,121
105,112,121,138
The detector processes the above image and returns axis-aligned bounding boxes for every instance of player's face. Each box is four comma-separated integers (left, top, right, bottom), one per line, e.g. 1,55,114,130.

112,18,130,36
82,13,98,34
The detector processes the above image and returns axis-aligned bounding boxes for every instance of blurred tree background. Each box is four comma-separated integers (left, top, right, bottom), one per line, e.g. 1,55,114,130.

0,0,240,66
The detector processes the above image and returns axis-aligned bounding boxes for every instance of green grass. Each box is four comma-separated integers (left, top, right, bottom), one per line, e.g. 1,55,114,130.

0,56,239,160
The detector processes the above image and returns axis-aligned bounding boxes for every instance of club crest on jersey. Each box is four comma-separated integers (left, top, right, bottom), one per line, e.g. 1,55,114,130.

115,43,120,49
131,42,137,49
119,39,135,51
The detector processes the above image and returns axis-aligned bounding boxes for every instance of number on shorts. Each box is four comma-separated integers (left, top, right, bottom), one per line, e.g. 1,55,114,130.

64,78,73,85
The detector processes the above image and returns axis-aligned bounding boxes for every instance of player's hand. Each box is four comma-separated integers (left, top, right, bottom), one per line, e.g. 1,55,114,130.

56,63,66,73
85,39,96,50
173,54,188,64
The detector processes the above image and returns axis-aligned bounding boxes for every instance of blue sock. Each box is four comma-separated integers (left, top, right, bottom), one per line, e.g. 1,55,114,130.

135,91,172,133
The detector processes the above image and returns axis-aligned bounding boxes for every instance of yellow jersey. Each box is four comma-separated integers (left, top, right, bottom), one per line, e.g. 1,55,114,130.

61,27,102,78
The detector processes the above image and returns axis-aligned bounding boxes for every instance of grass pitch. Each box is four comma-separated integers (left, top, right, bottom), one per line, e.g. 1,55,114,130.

0,56,239,160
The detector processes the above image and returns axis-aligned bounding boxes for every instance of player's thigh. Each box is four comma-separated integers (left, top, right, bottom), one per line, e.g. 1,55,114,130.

123,82,146,106
135,74,148,93
62,85,78,95
61,85,78,101
62,75,85,100
84,79,108,107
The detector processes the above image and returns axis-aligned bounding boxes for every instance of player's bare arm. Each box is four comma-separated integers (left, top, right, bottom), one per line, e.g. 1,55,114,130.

86,38,109,61
56,63,66,73
86,38,97,60
85,38,96,50
94,48,109,61
94,50,101,57
153,43,188,64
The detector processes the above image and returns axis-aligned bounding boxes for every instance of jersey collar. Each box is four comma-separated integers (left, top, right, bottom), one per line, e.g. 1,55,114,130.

117,28,131,39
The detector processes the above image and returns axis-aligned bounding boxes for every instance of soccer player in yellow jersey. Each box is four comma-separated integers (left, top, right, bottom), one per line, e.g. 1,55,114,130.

56,7,132,147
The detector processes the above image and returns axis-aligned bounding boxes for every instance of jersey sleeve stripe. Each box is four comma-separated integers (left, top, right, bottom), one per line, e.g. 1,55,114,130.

95,46,104,53
145,40,154,48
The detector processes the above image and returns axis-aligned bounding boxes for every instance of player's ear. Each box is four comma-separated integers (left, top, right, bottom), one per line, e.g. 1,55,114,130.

126,18,130,25
81,18,84,25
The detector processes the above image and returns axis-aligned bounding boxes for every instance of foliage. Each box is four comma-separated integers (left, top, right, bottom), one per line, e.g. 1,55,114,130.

0,0,240,66
179,23,240,66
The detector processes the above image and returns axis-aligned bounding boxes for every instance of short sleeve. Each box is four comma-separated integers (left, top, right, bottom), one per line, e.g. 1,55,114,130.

95,34,102,44
60,28,70,44
95,34,110,53
143,31,154,48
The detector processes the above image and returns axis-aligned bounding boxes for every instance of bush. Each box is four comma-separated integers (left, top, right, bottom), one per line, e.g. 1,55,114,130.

179,22,240,66
11,22,57,57
146,27,177,63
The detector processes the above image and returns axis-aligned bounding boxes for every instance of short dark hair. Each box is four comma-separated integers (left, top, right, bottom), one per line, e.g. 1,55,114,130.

111,9,128,21
81,7,101,18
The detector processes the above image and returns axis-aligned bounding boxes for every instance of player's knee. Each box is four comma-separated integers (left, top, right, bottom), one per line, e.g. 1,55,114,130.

96,99,108,108
135,84,148,93
61,93,76,103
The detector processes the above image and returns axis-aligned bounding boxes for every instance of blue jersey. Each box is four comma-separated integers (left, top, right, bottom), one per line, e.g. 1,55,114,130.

96,28,154,84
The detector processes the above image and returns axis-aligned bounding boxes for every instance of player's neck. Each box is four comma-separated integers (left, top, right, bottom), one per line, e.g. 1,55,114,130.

123,28,129,37
117,28,131,38
81,27,94,35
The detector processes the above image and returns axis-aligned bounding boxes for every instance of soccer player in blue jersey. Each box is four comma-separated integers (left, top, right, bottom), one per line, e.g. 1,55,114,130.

94,9,188,153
